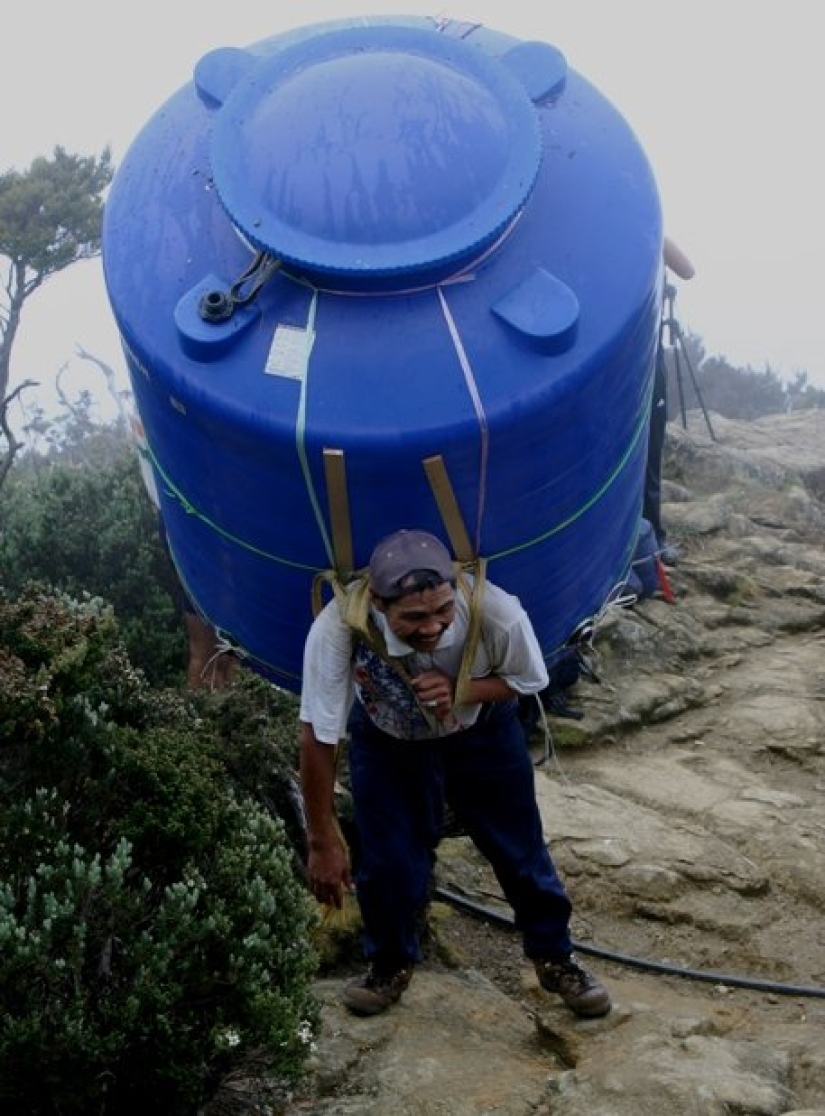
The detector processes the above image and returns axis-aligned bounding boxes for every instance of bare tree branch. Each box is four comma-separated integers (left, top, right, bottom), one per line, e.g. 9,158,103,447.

0,378,38,488
75,345,130,427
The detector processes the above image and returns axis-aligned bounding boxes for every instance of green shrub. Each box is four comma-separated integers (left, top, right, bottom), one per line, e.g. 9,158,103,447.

0,448,186,687
0,587,318,1115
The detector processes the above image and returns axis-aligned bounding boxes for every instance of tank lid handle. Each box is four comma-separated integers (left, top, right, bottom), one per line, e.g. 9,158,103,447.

194,47,256,108
500,41,567,102
492,268,579,353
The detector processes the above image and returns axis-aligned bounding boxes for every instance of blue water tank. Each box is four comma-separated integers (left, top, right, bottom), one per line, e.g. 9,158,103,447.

103,16,663,692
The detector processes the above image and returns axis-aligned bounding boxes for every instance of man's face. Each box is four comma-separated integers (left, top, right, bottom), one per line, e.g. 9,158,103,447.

376,582,456,652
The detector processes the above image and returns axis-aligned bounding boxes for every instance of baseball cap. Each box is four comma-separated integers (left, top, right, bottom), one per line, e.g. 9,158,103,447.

368,530,455,598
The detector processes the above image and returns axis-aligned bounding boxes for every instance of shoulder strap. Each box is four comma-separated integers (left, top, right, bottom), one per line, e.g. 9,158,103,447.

453,558,488,707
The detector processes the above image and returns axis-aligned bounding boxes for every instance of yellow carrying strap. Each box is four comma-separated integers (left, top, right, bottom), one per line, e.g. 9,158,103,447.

422,454,475,563
422,452,490,705
311,448,358,618
323,448,354,580
452,559,488,707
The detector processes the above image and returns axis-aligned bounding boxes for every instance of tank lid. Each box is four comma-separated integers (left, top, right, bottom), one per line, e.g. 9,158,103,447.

208,24,543,286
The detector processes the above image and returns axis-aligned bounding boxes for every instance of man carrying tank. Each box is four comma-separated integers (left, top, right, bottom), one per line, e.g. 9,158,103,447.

299,528,611,1018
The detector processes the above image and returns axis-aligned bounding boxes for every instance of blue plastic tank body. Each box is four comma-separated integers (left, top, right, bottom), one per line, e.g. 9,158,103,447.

103,16,663,691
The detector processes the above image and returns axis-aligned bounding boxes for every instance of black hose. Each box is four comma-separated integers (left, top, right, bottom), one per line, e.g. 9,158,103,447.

434,885,825,1001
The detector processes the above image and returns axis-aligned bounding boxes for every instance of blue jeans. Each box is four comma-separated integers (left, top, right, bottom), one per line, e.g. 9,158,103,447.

346,699,573,969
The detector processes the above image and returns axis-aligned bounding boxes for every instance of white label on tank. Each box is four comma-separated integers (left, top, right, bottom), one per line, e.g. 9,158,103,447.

265,324,314,381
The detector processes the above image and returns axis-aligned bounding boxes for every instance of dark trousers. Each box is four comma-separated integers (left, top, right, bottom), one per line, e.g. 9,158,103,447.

346,699,573,969
643,342,668,543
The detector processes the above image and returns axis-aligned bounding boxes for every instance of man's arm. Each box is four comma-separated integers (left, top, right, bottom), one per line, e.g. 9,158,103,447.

299,721,352,909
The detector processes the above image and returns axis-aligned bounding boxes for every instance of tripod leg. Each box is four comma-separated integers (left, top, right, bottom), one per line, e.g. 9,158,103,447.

678,337,716,441
671,344,688,430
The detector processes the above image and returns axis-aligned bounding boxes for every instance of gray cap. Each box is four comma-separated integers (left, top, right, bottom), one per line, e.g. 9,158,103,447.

368,530,454,598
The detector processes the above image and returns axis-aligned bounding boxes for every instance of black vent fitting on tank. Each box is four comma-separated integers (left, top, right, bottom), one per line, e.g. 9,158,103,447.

199,288,235,322
197,251,281,323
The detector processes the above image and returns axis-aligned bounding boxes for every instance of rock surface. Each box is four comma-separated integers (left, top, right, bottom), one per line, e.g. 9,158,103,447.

287,411,825,1116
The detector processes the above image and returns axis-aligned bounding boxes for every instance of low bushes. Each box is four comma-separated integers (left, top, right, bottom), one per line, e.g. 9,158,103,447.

0,586,318,1115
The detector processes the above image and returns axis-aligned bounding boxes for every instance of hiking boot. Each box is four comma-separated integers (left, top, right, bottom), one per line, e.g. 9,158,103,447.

534,955,611,1018
342,964,414,1016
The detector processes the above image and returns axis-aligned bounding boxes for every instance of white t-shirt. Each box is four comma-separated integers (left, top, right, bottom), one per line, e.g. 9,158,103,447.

300,579,549,744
